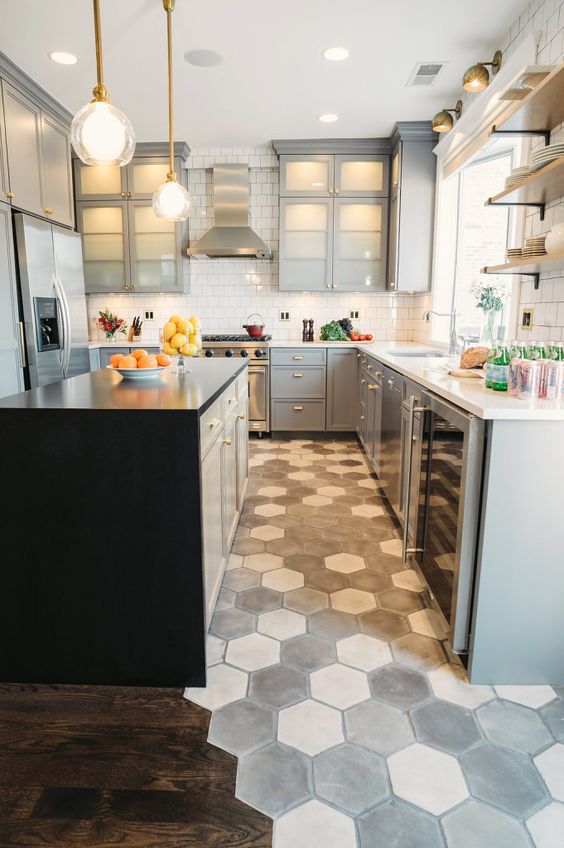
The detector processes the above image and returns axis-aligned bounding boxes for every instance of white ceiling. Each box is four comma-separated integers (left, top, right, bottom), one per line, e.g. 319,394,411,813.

0,0,528,148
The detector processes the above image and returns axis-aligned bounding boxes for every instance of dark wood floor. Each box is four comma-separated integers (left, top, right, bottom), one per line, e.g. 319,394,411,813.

0,683,272,847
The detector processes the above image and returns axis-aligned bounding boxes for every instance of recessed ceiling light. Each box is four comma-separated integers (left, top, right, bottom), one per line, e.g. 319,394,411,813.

322,46,350,62
184,49,223,67
48,51,78,65
319,113,339,123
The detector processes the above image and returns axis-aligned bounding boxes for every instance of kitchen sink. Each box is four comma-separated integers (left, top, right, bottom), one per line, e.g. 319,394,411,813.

385,349,448,358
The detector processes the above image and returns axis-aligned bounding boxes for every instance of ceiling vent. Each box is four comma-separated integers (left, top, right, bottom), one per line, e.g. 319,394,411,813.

407,62,445,86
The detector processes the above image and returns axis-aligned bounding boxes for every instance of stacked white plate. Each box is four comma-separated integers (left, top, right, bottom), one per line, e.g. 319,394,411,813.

505,166,531,188
529,142,564,172
522,235,547,256
506,247,523,260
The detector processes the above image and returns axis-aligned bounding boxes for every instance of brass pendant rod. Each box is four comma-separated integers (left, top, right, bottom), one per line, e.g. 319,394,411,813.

165,0,175,180
93,0,104,88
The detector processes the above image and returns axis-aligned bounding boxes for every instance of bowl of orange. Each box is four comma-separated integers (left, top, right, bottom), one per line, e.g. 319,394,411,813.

107,349,172,381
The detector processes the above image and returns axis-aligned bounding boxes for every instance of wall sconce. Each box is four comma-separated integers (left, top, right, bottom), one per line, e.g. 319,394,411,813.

432,100,463,133
463,50,503,93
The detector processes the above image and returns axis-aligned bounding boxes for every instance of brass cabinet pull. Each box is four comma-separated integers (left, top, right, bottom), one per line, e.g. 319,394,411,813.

367,364,372,370
6,191,14,199
238,413,245,420
43,208,53,215
121,192,127,197
326,282,332,288
223,437,232,445
361,379,366,384
293,372,303,377
375,370,382,378
360,415,365,420
388,378,394,387
292,355,303,360
128,191,132,198
368,383,378,390
357,353,361,358
209,418,220,429
293,405,304,411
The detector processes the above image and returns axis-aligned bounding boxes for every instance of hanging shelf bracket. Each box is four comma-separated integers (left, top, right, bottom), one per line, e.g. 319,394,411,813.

481,266,540,290
491,126,551,146
484,198,546,221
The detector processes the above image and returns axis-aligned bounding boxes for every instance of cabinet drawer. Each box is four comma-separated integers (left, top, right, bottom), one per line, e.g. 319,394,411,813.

271,347,327,366
200,397,223,457
271,365,326,399
272,400,326,431
402,378,423,406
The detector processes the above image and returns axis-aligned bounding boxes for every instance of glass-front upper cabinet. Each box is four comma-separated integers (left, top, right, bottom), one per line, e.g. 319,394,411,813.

73,160,127,201
78,202,128,293
279,155,333,197
279,198,333,290
126,159,171,199
129,201,181,292
333,198,387,291
334,155,389,197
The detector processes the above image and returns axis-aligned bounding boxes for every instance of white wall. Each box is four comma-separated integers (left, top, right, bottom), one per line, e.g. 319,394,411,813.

87,145,415,344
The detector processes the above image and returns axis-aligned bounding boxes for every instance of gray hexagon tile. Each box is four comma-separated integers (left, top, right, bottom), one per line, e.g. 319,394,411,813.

477,698,553,754
369,663,432,709
411,699,481,755
442,800,533,848
345,699,414,755
208,698,275,755
236,743,312,818
313,743,388,815
461,743,549,816
249,664,308,709
280,633,337,671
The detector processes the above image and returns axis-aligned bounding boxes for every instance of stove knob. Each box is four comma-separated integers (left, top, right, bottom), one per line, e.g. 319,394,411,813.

240,350,249,358
205,349,214,357
255,349,264,358
225,349,233,357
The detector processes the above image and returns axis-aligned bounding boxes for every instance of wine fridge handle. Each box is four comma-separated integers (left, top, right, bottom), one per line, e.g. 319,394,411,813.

402,397,430,563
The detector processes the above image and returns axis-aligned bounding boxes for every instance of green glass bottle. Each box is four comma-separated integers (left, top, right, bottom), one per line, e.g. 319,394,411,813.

485,346,498,389
491,344,511,392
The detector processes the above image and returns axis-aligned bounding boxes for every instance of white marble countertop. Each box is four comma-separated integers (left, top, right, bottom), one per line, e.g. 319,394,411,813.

270,340,564,421
89,340,160,349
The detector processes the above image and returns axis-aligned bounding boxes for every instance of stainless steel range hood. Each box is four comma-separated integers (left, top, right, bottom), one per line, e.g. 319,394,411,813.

187,164,272,259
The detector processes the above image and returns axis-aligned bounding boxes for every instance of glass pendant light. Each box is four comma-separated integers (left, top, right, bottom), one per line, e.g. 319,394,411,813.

70,0,135,166
152,0,191,221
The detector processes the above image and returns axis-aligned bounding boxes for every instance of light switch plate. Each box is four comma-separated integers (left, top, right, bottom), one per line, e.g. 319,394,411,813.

279,310,291,321
349,309,360,320
521,307,534,331
144,310,155,321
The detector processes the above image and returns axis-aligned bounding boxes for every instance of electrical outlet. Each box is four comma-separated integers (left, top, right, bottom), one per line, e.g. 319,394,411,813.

521,307,534,331
279,310,291,321
144,310,155,321
349,309,360,320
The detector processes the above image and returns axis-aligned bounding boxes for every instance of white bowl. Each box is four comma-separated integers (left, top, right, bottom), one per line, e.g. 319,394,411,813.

107,365,171,381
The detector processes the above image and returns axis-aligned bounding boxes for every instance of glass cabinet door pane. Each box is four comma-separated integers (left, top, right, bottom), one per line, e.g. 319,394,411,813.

78,163,122,197
80,206,126,291
285,202,328,231
284,160,330,194
280,199,332,290
334,201,385,291
129,162,170,197
131,204,178,290
335,156,388,196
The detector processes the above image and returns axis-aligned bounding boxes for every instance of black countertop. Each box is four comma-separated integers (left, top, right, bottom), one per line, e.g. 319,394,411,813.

0,358,247,413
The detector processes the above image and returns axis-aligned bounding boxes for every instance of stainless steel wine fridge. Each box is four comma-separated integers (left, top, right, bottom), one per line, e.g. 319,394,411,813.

401,388,485,655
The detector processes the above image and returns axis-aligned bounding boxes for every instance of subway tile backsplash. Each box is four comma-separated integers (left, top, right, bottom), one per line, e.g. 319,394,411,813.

87,145,420,344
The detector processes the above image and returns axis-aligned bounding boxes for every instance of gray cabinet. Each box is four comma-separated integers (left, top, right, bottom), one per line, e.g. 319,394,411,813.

0,201,24,397
271,365,326,399
387,124,436,292
0,85,9,204
201,428,225,628
280,154,388,198
222,409,238,555
2,81,43,217
380,366,402,514
357,353,383,473
333,198,388,291
75,146,189,294
327,348,358,431
235,395,248,510
40,114,74,227
271,348,327,432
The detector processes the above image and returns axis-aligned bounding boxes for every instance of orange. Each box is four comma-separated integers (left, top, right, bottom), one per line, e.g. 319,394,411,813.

109,353,124,368
137,354,158,369
156,353,172,367
132,348,148,360
119,355,138,369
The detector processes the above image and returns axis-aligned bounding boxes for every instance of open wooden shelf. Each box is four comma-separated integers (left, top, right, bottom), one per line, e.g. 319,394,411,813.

493,62,564,134
486,157,564,208
482,250,564,276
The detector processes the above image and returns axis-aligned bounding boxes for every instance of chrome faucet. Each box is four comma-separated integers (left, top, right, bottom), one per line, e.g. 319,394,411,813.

423,309,459,355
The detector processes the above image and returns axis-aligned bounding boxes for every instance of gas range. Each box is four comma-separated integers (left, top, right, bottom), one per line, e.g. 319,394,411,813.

201,334,271,361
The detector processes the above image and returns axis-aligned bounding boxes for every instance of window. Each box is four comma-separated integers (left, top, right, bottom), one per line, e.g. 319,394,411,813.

431,138,524,344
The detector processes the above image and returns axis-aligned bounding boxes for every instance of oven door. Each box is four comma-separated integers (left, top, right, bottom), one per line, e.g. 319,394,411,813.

248,365,268,431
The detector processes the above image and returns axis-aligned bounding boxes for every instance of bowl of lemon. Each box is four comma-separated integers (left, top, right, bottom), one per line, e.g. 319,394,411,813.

161,314,202,374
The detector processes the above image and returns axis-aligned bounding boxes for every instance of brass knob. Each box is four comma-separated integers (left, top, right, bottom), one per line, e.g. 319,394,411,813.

121,192,127,197
223,437,232,445
209,418,220,429
238,413,245,420
293,405,304,411
127,191,132,198
44,208,53,215
6,191,14,199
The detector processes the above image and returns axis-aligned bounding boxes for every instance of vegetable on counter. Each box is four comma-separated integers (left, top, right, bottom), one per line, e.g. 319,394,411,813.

320,321,350,341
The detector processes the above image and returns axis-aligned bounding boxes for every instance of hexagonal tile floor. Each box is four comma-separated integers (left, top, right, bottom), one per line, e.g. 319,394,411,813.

185,437,560,848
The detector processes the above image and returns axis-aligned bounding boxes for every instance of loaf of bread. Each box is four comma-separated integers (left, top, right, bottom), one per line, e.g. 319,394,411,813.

459,346,490,369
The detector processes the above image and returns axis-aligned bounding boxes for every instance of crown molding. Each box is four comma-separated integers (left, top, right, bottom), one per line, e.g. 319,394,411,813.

390,121,436,144
272,137,392,155
0,51,73,126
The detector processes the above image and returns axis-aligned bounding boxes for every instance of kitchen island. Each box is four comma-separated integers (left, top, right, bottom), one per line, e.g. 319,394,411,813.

0,359,248,687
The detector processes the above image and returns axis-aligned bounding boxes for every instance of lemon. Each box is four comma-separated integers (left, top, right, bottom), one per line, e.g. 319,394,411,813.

163,342,177,356
180,342,198,357
170,332,188,349
189,332,202,351
177,318,194,336
169,314,183,326
163,321,176,341
188,315,202,331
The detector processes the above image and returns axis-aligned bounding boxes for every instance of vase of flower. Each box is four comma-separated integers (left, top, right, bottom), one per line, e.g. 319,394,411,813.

94,308,128,343
472,281,509,347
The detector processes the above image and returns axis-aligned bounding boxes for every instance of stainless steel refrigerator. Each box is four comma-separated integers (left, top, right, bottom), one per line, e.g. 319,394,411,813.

14,214,90,388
